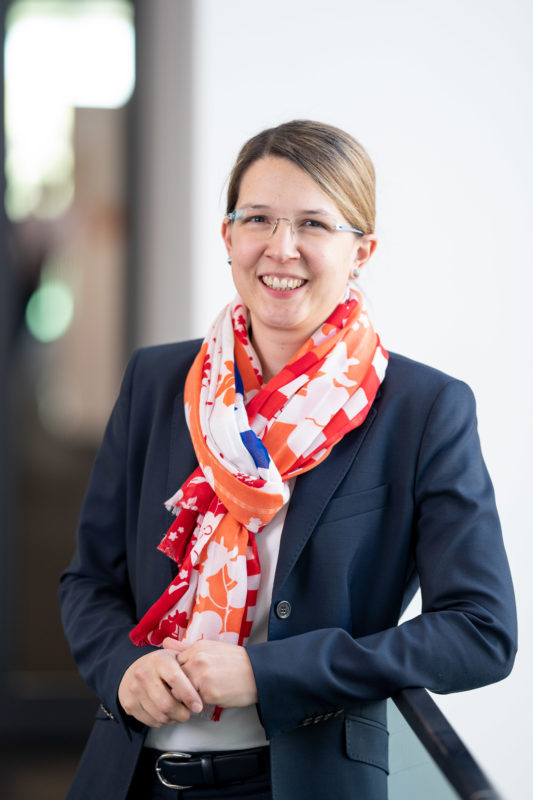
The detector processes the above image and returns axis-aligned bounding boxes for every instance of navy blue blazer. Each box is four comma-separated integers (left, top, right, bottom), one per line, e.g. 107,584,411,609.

59,342,517,800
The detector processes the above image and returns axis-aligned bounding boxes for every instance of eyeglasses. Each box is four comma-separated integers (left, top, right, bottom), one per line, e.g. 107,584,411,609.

226,208,364,241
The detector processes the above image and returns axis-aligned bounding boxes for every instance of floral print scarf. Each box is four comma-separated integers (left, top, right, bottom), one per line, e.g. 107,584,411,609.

130,288,388,713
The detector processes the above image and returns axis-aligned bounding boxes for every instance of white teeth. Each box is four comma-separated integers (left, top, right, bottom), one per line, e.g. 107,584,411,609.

261,276,305,290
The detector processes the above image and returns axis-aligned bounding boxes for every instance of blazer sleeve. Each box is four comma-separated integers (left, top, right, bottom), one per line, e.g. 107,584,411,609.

59,350,159,731
247,379,517,738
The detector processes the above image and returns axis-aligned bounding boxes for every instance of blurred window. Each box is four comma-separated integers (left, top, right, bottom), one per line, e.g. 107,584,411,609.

2,0,135,733
5,0,134,221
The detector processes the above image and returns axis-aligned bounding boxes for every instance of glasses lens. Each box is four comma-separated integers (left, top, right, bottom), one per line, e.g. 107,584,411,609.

233,209,274,234
293,215,336,236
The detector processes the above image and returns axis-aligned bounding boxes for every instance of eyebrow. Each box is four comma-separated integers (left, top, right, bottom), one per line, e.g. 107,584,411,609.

242,204,333,216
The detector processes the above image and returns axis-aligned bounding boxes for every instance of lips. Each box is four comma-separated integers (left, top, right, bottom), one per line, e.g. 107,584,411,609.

260,275,306,291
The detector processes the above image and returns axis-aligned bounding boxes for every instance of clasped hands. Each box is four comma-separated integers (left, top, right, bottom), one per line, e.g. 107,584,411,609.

118,638,258,728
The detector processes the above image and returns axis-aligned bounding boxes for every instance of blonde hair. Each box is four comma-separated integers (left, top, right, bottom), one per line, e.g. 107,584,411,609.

226,120,376,234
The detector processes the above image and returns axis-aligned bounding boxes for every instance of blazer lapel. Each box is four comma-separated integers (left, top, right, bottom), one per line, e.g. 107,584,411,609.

154,392,198,588
272,406,378,597
166,392,198,496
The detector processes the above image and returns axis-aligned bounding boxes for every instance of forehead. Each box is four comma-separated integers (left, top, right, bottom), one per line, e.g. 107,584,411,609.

237,156,341,216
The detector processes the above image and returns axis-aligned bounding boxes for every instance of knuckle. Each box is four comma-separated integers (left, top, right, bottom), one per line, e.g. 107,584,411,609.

195,650,209,666
135,665,149,682
175,707,191,723
130,683,143,699
158,697,174,716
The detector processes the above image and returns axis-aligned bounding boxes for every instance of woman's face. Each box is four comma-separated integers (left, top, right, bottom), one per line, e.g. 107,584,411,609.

222,156,375,347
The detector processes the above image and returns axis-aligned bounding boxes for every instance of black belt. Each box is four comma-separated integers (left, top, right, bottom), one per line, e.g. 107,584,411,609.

144,746,269,790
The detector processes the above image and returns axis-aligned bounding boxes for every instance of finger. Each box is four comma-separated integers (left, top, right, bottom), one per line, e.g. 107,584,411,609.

134,700,174,728
132,662,197,726
167,672,203,714
143,677,188,725
165,699,194,724
141,693,192,726
120,683,176,728
162,636,188,652
158,655,203,714
121,651,199,724
130,669,194,726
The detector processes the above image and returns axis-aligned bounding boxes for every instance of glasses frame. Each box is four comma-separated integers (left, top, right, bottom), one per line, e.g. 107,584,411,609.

226,209,364,237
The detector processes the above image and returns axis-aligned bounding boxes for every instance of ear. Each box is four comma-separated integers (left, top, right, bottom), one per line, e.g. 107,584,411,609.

353,234,377,275
222,218,233,258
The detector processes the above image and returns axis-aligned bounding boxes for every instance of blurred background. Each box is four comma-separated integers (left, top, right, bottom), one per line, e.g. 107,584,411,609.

0,1,531,798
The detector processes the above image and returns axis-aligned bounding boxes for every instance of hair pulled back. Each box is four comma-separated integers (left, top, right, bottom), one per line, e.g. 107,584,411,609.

226,120,376,235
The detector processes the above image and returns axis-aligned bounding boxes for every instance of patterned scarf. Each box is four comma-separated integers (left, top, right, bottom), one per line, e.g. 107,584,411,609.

130,289,388,702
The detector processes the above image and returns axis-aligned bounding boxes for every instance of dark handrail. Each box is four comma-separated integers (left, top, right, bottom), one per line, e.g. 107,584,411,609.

393,688,502,800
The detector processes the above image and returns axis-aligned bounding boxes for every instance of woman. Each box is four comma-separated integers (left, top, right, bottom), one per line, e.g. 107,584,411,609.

60,120,517,800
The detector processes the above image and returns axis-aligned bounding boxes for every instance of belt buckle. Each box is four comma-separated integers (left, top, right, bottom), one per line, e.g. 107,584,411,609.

155,751,193,790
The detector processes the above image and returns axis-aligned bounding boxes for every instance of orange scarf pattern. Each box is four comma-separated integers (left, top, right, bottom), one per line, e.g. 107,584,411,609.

130,289,388,705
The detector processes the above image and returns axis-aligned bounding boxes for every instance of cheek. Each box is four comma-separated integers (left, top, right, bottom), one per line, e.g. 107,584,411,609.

230,261,257,296
231,236,263,264
230,265,245,293
314,256,352,290
329,249,356,285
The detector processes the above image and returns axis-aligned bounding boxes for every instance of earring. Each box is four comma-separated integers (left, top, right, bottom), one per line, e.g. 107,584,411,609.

351,266,360,279
227,257,232,265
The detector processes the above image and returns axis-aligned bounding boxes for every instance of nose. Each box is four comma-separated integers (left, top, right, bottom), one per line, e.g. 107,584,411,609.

265,218,299,262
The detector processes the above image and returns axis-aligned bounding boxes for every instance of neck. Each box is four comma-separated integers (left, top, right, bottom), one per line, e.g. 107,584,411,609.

250,324,307,383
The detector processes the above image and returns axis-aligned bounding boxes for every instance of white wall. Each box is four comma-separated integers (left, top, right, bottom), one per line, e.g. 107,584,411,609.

186,1,532,796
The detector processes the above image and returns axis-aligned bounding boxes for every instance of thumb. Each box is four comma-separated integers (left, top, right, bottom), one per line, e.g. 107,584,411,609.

162,636,188,652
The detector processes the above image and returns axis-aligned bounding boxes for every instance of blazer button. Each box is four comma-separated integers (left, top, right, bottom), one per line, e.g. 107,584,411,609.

275,600,292,619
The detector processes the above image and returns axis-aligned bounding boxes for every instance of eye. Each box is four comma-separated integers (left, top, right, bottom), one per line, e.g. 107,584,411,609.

231,209,272,226
298,217,333,233
239,213,272,228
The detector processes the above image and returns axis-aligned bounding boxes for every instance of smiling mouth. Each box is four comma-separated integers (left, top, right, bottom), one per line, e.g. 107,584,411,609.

261,276,306,291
